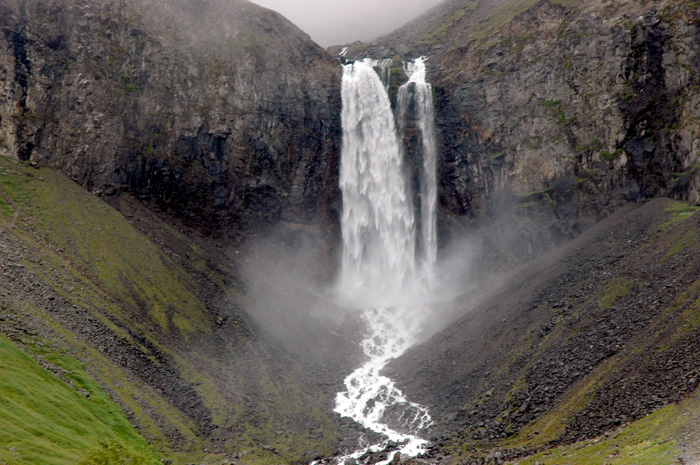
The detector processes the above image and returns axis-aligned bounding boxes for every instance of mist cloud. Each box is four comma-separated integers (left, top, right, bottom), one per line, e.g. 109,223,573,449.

250,0,443,47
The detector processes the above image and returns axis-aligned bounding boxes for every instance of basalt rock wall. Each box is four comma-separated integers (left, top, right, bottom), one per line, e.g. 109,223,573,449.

366,0,700,252
0,0,342,237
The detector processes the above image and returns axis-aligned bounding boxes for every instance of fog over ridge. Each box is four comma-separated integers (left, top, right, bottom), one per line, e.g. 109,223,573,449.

250,0,443,47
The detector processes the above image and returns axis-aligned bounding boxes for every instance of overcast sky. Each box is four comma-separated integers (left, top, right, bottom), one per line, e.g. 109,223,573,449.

251,0,443,47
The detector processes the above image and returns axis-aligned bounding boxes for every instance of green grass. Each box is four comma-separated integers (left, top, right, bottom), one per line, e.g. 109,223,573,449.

601,149,624,162
0,167,32,204
38,171,210,335
512,394,696,464
661,201,700,228
0,196,12,217
0,160,209,459
0,161,209,337
663,229,699,261
0,158,342,464
469,0,538,40
666,279,700,341
599,278,635,309
0,334,158,465
506,358,612,449
420,3,475,44
538,100,560,108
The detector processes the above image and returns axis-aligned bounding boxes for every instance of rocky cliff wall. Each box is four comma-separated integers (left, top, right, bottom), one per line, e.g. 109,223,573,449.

366,0,700,249
0,0,342,237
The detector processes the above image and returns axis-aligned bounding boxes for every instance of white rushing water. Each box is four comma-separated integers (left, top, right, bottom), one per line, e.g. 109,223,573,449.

339,59,416,306
334,57,439,463
397,58,438,290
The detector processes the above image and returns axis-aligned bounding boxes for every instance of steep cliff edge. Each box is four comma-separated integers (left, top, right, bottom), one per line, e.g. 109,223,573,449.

363,0,700,254
0,0,341,237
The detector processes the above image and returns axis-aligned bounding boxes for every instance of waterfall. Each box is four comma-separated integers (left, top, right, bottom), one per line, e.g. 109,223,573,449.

376,58,394,90
334,57,439,462
397,57,438,290
338,59,416,306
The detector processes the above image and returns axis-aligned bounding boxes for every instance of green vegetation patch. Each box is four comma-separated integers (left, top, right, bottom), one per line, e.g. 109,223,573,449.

512,394,698,465
663,229,699,262
538,99,560,108
470,0,538,40
601,149,624,162
537,99,576,128
515,187,553,206
420,3,476,44
0,167,33,205
0,159,210,336
37,172,210,335
599,278,635,309
575,139,603,154
507,360,610,449
0,334,158,465
661,200,700,230
671,279,700,339
0,197,12,217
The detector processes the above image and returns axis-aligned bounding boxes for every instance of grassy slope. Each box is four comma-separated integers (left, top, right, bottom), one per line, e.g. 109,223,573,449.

9,165,210,336
378,0,622,54
0,157,340,464
371,0,544,53
0,158,208,460
0,334,158,465
512,392,697,465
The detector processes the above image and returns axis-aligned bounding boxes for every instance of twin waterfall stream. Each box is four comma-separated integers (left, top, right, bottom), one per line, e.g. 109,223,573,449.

333,58,438,463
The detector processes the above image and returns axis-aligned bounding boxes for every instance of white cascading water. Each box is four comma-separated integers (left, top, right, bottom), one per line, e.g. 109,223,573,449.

397,58,438,289
338,58,416,306
334,57,439,463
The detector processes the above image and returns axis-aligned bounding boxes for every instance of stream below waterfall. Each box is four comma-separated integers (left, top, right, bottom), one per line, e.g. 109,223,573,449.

333,57,439,464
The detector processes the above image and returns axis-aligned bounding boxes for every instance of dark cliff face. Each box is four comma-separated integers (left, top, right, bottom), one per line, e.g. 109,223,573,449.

0,0,342,236
364,0,700,251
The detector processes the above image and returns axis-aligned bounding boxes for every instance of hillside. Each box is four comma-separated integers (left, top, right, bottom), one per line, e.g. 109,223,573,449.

388,199,700,464
3,162,699,465
0,156,362,464
349,0,700,462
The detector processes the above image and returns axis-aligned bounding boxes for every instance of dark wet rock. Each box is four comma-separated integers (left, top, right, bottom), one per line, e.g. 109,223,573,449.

356,0,700,263
0,0,341,238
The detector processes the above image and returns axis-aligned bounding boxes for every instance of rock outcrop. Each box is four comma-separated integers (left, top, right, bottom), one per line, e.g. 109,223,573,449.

0,0,341,236
358,0,700,459
361,0,700,249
